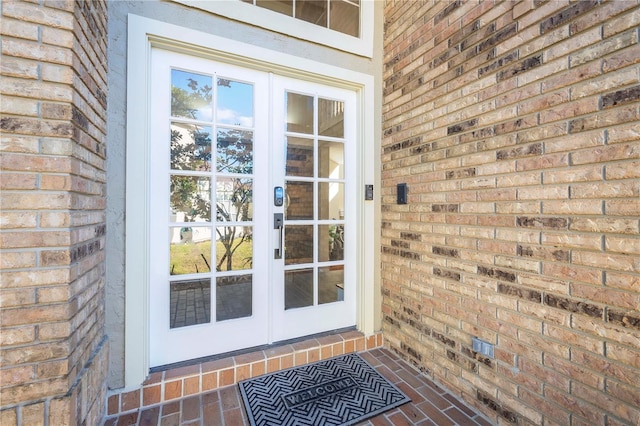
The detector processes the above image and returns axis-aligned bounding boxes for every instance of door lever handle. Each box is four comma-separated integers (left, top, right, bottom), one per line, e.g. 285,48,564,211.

274,213,283,259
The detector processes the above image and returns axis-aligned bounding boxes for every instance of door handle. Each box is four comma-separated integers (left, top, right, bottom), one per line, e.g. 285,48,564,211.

274,213,283,259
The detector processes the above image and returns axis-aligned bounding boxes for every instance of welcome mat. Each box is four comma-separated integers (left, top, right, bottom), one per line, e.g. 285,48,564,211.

238,353,411,426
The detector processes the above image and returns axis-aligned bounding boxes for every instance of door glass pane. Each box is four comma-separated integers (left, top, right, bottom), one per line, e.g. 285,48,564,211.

217,78,254,127
215,226,253,272
285,268,313,309
285,225,313,265
318,140,343,179
318,182,344,220
319,225,344,262
330,1,360,37
170,278,211,328
297,0,327,26
318,265,344,305
171,123,213,171
216,128,253,173
285,182,314,220
287,92,314,134
171,69,212,121
216,178,253,222
318,98,344,137
286,137,314,177
170,176,211,222
216,275,252,321
169,227,212,275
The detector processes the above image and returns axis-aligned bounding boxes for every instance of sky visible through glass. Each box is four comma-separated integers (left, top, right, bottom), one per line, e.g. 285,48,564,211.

172,69,253,126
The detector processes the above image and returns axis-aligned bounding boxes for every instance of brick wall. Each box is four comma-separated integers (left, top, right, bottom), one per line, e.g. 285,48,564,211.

285,146,314,263
382,1,639,425
1,0,108,424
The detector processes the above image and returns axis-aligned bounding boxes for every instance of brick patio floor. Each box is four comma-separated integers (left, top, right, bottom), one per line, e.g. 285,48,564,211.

104,348,493,426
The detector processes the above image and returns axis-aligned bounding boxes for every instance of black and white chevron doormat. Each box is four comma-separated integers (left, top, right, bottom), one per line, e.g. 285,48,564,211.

238,353,410,426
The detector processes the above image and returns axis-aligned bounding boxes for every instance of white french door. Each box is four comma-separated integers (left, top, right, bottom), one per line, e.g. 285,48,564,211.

270,76,357,342
148,49,356,367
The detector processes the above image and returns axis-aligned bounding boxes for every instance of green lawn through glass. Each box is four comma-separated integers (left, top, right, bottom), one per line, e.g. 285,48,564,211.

170,239,252,275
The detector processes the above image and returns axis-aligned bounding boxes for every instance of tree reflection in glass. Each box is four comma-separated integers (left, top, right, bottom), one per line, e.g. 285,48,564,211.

170,70,255,278
216,178,253,272
170,123,212,171
216,128,253,174
171,70,212,121
170,176,211,222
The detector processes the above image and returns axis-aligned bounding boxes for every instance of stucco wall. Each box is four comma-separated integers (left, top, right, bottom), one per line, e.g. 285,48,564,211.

106,0,384,389
382,1,639,425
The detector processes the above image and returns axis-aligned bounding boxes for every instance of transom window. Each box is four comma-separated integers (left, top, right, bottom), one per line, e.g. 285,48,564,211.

243,0,360,37
170,0,373,57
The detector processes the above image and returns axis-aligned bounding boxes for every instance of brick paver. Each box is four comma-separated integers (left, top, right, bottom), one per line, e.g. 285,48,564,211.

104,348,492,425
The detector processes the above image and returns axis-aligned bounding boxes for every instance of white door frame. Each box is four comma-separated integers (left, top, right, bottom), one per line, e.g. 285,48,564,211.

126,14,377,388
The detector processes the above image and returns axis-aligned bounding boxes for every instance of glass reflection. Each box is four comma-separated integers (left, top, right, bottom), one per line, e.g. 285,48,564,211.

171,123,212,171
319,225,344,262
215,226,253,272
287,92,314,134
216,178,253,222
285,181,314,220
286,137,314,177
318,98,344,137
297,0,327,26
170,278,211,328
169,227,212,275
330,1,360,37
171,69,212,121
319,265,344,305
257,0,293,16
170,176,211,222
318,182,344,220
248,0,360,38
217,78,254,127
318,141,344,179
285,268,313,309
217,275,252,321
217,128,253,173
285,225,313,265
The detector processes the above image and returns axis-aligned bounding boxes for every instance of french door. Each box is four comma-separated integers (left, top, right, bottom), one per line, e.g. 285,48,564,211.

270,76,356,342
148,49,356,367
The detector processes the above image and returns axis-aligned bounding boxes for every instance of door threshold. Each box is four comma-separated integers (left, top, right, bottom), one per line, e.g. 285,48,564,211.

150,326,359,374
106,330,383,418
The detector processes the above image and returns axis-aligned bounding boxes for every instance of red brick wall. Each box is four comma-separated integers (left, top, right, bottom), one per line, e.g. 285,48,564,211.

1,1,108,424
382,1,639,425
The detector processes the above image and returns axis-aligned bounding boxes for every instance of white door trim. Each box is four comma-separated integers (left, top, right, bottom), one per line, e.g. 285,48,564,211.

126,14,376,388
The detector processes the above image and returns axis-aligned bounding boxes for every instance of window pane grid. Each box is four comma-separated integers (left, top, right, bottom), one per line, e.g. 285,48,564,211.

170,67,256,325
245,0,360,38
284,90,346,310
